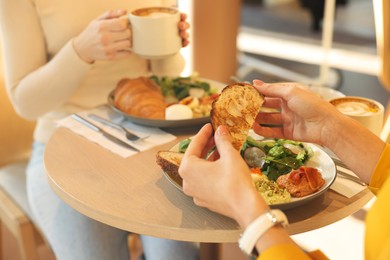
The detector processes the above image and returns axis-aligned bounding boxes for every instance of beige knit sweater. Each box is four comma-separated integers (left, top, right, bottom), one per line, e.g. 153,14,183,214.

0,0,184,143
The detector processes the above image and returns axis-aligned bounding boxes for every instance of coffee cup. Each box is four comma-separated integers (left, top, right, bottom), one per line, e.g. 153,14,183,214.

329,96,384,136
128,7,181,59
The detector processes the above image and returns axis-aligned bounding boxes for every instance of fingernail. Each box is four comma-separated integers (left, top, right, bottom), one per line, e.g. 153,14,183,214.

216,125,229,136
253,80,265,86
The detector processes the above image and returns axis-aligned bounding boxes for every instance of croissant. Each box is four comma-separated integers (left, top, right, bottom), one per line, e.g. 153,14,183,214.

114,77,166,119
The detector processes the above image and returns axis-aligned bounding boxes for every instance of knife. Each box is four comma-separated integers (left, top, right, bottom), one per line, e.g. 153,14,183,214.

71,114,140,152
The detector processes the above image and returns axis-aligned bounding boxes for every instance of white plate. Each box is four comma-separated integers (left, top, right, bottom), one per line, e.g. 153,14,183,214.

308,86,345,101
108,78,226,128
162,142,336,210
273,143,337,209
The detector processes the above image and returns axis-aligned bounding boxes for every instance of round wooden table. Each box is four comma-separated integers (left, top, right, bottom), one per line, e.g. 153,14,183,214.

44,127,373,243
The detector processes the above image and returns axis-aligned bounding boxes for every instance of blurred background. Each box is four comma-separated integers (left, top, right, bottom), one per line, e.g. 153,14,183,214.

234,1,383,259
238,0,389,107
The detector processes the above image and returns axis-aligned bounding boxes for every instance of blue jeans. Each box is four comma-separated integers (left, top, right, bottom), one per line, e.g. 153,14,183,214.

26,142,199,260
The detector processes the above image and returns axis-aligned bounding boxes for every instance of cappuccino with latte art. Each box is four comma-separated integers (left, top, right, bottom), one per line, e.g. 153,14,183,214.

330,97,384,136
331,98,379,116
128,7,181,59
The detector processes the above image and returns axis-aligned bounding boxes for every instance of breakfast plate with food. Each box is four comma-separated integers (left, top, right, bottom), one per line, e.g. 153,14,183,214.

156,82,336,210
157,137,336,210
108,74,225,128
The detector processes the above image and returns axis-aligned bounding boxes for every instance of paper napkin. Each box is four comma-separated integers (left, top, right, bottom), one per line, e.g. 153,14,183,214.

330,165,367,198
56,106,177,158
317,147,367,198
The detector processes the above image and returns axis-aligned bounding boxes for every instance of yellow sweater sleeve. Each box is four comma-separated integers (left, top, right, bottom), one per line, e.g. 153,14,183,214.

368,143,390,194
258,243,328,260
365,143,390,259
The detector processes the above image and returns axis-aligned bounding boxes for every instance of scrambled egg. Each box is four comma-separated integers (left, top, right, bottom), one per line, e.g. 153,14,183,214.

251,174,291,205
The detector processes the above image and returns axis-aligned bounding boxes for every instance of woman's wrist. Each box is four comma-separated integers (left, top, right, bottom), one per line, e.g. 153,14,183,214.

239,209,288,256
72,38,95,64
234,187,270,229
321,111,350,149
321,110,386,183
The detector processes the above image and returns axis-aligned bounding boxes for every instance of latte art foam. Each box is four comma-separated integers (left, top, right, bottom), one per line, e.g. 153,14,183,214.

335,101,379,116
133,7,177,17
329,96,384,136
147,12,172,18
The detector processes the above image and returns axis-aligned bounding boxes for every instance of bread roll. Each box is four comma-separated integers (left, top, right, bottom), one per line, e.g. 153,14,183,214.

210,83,264,151
114,77,166,119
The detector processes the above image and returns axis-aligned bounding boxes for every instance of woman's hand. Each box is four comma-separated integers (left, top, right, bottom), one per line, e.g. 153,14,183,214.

179,13,190,47
73,9,132,63
179,124,268,227
253,80,342,146
253,80,386,184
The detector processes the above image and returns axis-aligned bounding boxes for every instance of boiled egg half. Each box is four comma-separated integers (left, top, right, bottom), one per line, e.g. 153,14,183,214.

165,104,193,120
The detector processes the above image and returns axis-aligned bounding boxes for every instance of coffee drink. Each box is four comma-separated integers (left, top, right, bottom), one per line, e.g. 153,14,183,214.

128,7,181,59
132,7,177,17
331,97,380,116
330,96,384,136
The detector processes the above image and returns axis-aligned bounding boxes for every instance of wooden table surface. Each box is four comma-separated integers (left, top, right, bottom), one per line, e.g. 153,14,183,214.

44,127,373,243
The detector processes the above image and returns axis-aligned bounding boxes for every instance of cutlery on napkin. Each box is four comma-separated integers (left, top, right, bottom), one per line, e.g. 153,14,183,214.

87,113,146,141
316,146,368,198
56,106,177,158
72,114,140,152
330,158,367,198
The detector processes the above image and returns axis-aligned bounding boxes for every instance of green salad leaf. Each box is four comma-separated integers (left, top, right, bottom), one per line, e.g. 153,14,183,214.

178,138,191,153
178,136,312,182
244,137,312,181
149,74,214,101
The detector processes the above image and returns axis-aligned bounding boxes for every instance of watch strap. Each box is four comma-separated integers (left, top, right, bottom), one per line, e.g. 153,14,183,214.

238,209,288,255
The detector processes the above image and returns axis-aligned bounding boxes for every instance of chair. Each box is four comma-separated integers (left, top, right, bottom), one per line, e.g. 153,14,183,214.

373,0,390,142
0,47,51,259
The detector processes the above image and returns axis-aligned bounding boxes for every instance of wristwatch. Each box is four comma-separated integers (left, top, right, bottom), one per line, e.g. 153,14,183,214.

238,209,289,256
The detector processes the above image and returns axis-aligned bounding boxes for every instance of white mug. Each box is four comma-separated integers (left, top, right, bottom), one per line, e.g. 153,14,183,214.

128,7,181,59
330,96,384,136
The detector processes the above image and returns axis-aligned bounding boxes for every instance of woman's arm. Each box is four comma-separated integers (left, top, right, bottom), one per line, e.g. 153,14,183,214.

323,114,385,184
179,81,388,258
0,2,135,120
253,81,386,184
0,0,93,119
179,124,304,256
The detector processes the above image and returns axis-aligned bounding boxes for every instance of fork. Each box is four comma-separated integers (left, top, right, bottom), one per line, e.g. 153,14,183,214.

332,158,367,186
87,114,147,141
